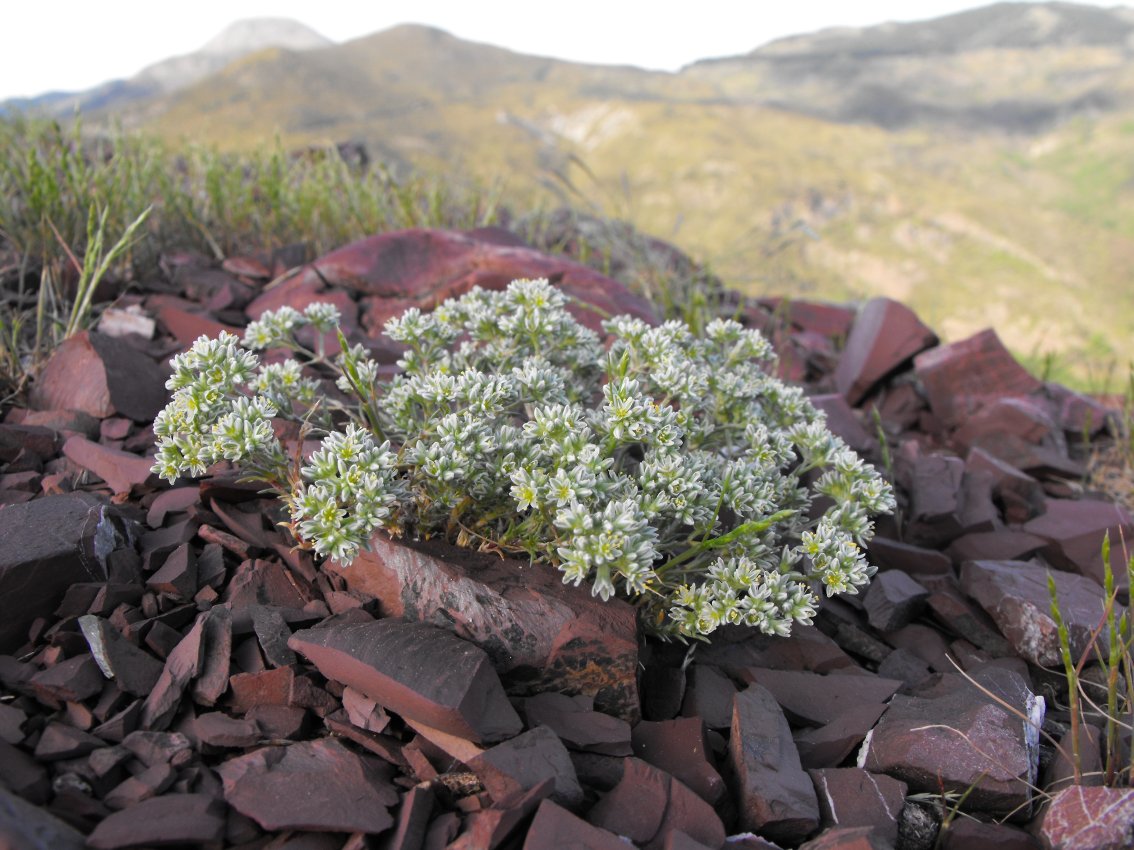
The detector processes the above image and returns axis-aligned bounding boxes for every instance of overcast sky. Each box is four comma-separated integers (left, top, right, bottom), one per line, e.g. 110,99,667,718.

2,0,1126,100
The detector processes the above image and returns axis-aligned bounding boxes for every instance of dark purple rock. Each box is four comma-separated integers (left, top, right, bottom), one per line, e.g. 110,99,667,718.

679,663,738,730
863,570,929,631
85,793,226,848
289,618,521,743
218,738,397,833
809,768,907,846
522,692,632,755
1035,785,1134,850
1023,498,1133,590
524,799,628,850
740,668,901,727
834,298,937,405
729,684,820,843
960,559,1123,667
586,758,726,850
0,784,87,849
631,716,726,805
795,703,889,769
343,534,639,721
468,725,583,808
0,493,129,653
28,330,169,422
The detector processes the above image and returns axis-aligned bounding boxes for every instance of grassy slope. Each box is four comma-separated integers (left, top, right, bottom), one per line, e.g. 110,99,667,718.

106,25,1134,389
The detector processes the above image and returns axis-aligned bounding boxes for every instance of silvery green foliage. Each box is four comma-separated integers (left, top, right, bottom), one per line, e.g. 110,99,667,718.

151,279,894,639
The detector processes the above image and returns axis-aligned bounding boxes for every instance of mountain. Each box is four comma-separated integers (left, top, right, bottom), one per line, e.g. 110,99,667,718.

686,1,1134,131
8,3,1134,386
1,18,331,117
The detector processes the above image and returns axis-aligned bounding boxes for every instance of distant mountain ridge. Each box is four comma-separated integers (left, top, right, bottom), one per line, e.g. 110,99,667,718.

1,18,331,116
5,3,1134,385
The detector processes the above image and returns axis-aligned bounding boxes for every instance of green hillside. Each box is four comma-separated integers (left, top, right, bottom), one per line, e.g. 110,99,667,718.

83,9,1134,388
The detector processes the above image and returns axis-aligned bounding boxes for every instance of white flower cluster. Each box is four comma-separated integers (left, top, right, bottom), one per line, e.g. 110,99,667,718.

151,278,895,639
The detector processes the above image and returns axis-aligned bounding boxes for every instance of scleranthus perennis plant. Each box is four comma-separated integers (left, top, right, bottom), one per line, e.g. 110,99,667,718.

151,279,895,640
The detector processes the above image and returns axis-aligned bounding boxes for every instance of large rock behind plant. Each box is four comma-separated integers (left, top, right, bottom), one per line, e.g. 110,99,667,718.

342,534,641,721
262,228,658,334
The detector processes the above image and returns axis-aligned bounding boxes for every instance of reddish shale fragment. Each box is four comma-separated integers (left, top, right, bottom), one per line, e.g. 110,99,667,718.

467,725,584,808
288,618,522,743
218,738,398,833
808,767,907,846
28,330,169,422
523,799,628,850
345,535,639,720
729,683,820,844
834,297,937,405
1036,785,1134,850
85,793,226,848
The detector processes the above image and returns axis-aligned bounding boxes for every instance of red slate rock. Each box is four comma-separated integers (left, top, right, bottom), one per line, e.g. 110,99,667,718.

631,716,726,805
960,559,1122,667
344,535,640,720
28,652,105,705
61,436,157,495
945,529,1046,565
102,762,176,809
810,394,875,454
218,738,398,833
1023,498,1133,589
860,675,1039,817
729,684,820,843
343,686,390,733
924,587,1014,656
586,757,726,850
382,783,435,850
695,621,858,676
33,721,105,760
0,702,27,744
1035,785,1134,850
146,542,197,600
868,536,952,576
523,799,629,850
739,668,901,727
155,305,243,348
79,615,164,697
808,768,906,846
0,738,50,804
288,228,657,335
190,603,232,707
0,492,125,653
834,297,937,405
28,330,169,422
952,396,1061,453
192,711,261,748
522,692,632,755
914,328,1042,431
85,792,226,848
862,570,929,631
120,729,193,768
289,618,522,743
937,817,1042,849
794,703,889,769
679,663,738,730
467,725,583,808
228,666,295,713
905,453,968,547
140,611,208,730
0,784,87,850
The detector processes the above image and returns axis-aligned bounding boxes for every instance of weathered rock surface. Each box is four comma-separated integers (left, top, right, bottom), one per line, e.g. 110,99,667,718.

288,618,522,743
834,297,937,405
960,559,1123,667
1035,785,1134,850
85,793,226,848
344,534,640,720
28,330,169,422
217,738,398,832
729,683,820,844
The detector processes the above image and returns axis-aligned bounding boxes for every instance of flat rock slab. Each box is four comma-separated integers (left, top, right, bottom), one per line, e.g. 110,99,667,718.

809,767,907,846
586,757,726,850
0,784,87,850
522,692,632,755
344,534,640,721
217,738,398,833
468,725,584,808
289,618,522,743
729,683,820,845
1036,785,1134,850
1023,498,1133,590
631,716,725,805
859,675,1040,818
960,559,1123,667
740,668,901,727
61,436,157,495
28,330,169,422
287,228,658,334
0,492,127,653
85,793,226,848
524,799,628,850
914,328,1042,431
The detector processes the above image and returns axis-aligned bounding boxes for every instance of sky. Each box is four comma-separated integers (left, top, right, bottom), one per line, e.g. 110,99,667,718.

1,0,1125,101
